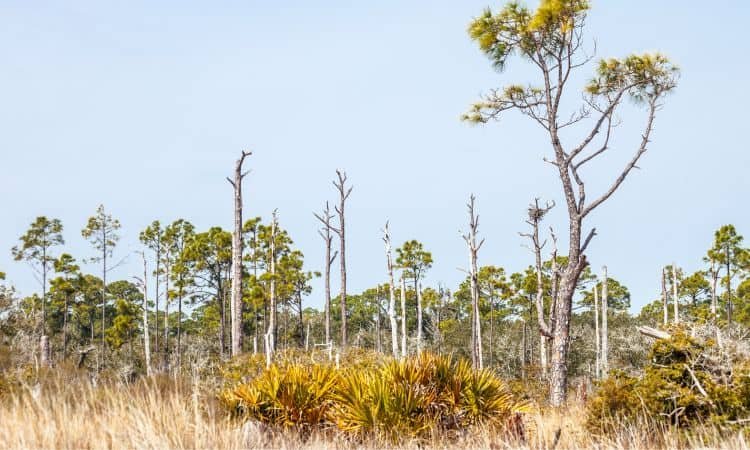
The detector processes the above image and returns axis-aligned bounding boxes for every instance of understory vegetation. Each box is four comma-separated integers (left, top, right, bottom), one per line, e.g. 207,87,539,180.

1,0,748,448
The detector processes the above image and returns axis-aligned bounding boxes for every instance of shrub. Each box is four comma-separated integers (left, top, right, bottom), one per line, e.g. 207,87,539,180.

586,329,750,432
221,352,529,443
221,363,340,435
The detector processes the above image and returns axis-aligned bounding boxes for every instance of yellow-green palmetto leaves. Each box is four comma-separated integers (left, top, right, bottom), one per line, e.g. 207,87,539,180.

222,353,530,443
222,363,340,432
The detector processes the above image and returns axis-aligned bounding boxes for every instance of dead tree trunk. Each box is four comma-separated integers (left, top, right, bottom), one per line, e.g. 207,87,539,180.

331,170,352,350
382,222,399,357
521,199,555,383
521,199,560,396
163,249,171,369
463,194,485,369
40,335,51,368
594,283,600,379
672,264,679,324
601,266,608,375
375,286,382,353
400,276,407,358
662,267,668,326
266,211,278,360
62,290,70,360
227,150,251,357
416,283,423,354
137,252,152,376
314,203,338,346
709,260,719,318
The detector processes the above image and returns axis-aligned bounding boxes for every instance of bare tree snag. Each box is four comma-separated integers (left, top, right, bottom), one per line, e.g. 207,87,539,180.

40,335,51,368
601,266,608,375
400,276,407,358
594,283,600,379
416,282,424,354
709,260,719,318
375,286,382,353
382,221,399,357
637,326,672,340
265,210,278,361
227,150,251,358
521,199,555,378
463,194,485,369
314,203,338,346
672,264,679,324
136,252,152,376
331,170,352,349
662,267,668,326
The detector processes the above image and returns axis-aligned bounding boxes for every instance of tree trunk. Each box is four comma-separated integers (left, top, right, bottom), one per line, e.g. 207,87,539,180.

218,280,226,358
63,291,69,360
710,261,718,318
726,251,732,326
400,277,407,358
332,171,352,350
383,222,399,357
101,231,107,370
593,284,600,379
375,286,382,353
40,335,50,368
314,204,336,346
549,271,576,407
464,194,484,369
229,151,250,357
662,267,668,326
177,290,182,369
521,322,527,380
141,254,152,376
266,212,278,360
164,259,170,368
601,266,608,375
672,264,679,324
416,282,423,354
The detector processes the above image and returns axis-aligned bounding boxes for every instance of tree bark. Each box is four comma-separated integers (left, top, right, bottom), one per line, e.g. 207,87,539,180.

332,170,352,349
40,335,51,368
710,261,718,318
228,150,250,358
314,203,337,345
163,252,170,368
416,283,423,354
266,211,278,360
375,286,382,353
662,267,668,326
400,277,407,358
383,222,399,357
140,252,152,376
593,283,600,379
672,264,679,324
464,195,484,369
601,266,608,375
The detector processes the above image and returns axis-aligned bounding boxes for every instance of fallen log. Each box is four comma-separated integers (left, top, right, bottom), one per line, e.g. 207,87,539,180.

637,326,672,340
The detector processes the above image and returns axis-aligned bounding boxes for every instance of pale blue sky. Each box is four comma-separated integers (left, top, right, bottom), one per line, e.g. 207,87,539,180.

1,1,749,312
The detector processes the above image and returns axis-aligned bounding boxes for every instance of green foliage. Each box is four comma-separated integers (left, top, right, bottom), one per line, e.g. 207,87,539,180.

221,352,528,443
586,330,750,432
223,363,340,434
585,53,679,101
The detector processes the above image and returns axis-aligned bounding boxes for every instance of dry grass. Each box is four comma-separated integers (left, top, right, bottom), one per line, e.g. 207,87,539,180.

0,371,748,450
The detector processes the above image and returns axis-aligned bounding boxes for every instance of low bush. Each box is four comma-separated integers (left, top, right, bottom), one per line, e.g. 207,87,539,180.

220,352,529,443
586,329,750,432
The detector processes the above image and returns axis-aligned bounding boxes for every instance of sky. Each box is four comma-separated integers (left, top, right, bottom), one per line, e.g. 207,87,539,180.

1,0,749,313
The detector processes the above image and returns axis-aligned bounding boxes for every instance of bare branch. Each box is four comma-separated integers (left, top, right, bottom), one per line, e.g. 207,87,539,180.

582,98,658,217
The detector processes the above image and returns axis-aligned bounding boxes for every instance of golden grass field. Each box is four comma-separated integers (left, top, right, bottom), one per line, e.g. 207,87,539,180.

1,371,748,450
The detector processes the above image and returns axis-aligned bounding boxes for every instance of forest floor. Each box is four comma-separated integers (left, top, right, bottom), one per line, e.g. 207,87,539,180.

1,370,748,450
